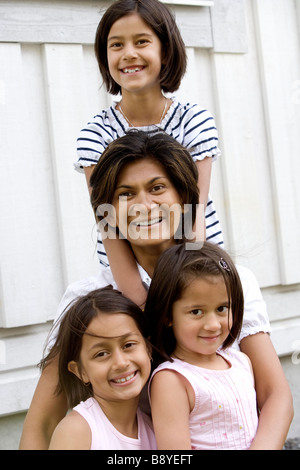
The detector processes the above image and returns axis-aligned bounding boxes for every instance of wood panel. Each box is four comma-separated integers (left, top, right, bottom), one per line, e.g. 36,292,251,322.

0,43,64,327
252,0,300,285
42,43,99,287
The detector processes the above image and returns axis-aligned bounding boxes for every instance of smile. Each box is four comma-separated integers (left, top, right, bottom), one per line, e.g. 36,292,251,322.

200,336,220,342
133,217,162,227
122,66,144,74
111,371,137,384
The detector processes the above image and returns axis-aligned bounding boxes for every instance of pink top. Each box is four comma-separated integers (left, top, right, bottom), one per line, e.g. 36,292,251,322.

150,348,258,450
73,397,157,450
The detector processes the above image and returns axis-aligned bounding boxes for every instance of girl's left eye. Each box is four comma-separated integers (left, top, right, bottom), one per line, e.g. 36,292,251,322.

137,39,150,45
217,306,228,314
190,309,203,316
151,184,165,193
124,341,136,350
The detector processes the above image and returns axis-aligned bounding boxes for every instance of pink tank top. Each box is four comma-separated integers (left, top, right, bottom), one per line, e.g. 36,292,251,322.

73,397,157,450
150,348,258,450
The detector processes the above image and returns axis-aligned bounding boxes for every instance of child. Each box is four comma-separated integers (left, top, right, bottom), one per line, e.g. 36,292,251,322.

144,242,259,450
76,0,223,308
40,286,156,450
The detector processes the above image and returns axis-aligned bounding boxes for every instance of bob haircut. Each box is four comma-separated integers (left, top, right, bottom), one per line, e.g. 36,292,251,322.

90,130,199,238
95,0,187,94
144,242,244,366
40,286,150,408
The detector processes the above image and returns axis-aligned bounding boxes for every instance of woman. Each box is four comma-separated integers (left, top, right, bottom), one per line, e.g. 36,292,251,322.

19,131,293,449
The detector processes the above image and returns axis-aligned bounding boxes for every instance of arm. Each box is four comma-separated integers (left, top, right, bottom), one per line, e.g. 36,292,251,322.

150,370,192,450
84,167,147,308
240,332,294,450
19,357,68,450
196,157,212,211
195,157,212,241
102,237,148,308
49,411,91,450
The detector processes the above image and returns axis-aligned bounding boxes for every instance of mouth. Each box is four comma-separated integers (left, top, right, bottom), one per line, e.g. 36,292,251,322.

200,335,220,342
121,66,145,74
133,217,162,227
110,371,137,386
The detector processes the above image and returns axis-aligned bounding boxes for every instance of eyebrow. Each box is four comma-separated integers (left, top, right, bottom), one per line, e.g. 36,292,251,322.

115,176,168,191
86,331,139,352
107,32,153,42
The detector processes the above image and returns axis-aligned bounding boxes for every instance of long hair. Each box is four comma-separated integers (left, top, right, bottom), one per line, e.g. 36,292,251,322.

94,0,187,94
144,243,244,367
40,286,150,408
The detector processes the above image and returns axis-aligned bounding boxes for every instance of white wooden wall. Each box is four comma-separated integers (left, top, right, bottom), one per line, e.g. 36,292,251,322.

0,0,300,447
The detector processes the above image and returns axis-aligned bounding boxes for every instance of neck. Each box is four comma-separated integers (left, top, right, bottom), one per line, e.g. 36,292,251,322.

132,240,176,278
118,90,169,127
95,396,139,438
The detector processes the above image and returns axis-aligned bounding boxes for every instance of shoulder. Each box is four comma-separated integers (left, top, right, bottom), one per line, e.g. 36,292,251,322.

151,362,194,401
172,99,215,123
56,266,115,317
150,365,195,415
49,409,91,450
222,348,254,377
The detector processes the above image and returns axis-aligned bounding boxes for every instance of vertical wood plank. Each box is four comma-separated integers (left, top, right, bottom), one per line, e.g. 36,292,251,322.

252,0,300,285
42,43,99,287
0,43,64,327
211,48,281,287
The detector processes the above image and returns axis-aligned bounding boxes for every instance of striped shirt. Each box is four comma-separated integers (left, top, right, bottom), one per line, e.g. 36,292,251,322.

76,97,224,265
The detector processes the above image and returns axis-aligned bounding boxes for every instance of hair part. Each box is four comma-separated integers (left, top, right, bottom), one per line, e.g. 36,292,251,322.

40,286,150,408
144,242,244,367
95,0,187,94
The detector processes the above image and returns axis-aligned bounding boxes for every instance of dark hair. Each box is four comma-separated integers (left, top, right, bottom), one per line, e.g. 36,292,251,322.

40,286,150,408
144,242,244,366
90,130,199,238
95,0,187,94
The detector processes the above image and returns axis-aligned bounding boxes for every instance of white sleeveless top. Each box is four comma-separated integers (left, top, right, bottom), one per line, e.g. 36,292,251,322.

150,348,258,450
73,397,156,450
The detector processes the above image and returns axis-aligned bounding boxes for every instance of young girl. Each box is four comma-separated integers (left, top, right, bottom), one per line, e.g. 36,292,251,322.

40,286,156,450
145,242,259,450
76,0,223,307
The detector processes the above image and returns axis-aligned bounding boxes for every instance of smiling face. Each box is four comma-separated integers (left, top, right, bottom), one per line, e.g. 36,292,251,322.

171,275,233,366
112,158,183,254
107,13,163,95
68,313,151,407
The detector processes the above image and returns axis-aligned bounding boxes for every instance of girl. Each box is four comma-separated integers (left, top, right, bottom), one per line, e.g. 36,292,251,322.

76,0,223,307
145,242,259,450
41,286,156,450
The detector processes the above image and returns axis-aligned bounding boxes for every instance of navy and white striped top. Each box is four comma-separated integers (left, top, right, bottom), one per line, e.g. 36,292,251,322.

76,97,224,265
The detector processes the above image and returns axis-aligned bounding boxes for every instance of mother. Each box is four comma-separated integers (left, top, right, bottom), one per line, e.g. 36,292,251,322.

19,131,293,449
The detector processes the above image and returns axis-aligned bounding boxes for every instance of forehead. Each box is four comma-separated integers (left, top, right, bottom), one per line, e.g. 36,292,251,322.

83,313,140,343
108,12,155,38
116,158,169,185
179,275,227,300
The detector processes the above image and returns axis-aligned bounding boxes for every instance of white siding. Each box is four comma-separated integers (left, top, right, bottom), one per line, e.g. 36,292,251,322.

0,0,299,447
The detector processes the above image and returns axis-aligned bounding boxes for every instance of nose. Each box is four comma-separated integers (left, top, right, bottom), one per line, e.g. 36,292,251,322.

132,190,156,211
203,313,221,332
112,349,130,371
123,43,138,60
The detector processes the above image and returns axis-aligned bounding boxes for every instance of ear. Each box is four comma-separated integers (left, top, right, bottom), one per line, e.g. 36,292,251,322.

68,360,89,384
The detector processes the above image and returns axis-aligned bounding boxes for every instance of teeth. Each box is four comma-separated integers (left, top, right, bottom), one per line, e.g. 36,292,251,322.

123,67,142,74
135,218,161,227
114,372,135,384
